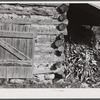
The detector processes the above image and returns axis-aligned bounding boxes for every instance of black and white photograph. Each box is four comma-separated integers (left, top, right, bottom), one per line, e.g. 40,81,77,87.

0,2,99,89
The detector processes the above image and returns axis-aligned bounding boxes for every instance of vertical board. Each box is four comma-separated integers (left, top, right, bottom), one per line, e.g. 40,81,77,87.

5,38,13,59
13,66,22,78
7,66,14,78
19,66,25,78
0,47,4,59
24,67,33,78
0,66,7,78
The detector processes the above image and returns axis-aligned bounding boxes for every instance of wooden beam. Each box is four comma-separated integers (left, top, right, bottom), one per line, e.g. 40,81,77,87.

34,24,68,35
0,3,63,7
34,54,64,63
0,60,32,66
0,18,68,25
18,3,62,7
0,18,33,25
0,30,34,39
0,39,31,60
0,9,30,15
0,7,57,16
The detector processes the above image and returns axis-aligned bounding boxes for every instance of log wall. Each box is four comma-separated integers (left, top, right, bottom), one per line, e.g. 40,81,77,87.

0,3,69,78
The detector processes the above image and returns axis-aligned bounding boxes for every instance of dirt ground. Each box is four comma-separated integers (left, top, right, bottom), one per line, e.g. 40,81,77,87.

0,75,100,88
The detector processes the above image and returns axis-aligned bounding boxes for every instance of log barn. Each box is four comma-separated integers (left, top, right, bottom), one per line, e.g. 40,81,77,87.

0,3,69,78
0,3,99,79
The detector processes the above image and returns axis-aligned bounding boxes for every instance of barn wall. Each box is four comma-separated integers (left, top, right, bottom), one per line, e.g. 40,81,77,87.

32,4,69,69
0,3,69,78
0,3,65,60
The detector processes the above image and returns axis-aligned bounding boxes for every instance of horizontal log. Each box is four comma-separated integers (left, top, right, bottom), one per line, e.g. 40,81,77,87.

36,34,56,43
0,30,34,39
35,44,54,55
34,51,54,56
0,7,57,16
37,19,68,25
35,43,52,52
35,43,55,54
0,18,68,25
0,25,63,35
0,18,33,25
34,24,68,35
34,48,54,54
18,3,62,7
0,60,32,66
33,68,54,75
35,44,53,51
0,9,30,15
35,43,51,47
0,24,63,35
34,55,64,63
0,7,58,19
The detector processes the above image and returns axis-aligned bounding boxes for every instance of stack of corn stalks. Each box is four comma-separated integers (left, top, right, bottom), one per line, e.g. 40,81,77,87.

64,41,100,86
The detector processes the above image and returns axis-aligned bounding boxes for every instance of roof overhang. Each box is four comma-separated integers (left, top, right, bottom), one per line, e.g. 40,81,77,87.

68,3,100,26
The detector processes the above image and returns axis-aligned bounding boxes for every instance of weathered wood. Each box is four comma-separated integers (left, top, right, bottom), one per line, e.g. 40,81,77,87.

7,66,14,78
14,67,32,79
34,55,64,63
0,39,31,60
35,44,54,52
0,9,30,15
13,66,20,78
0,4,60,17
33,68,54,75
32,29,35,70
17,3,62,7
0,30,34,39
57,4,69,14
58,14,66,22
35,43,54,55
37,19,68,25
54,39,64,48
33,24,68,35
57,23,67,31
34,50,54,55
0,66,7,78
0,3,68,79
36,34,56,43
8,38,13,59
19,66,25,78
24,67,33,78
0,60,32,66
27,39,33,59
0,18,68,25
0,46,5,59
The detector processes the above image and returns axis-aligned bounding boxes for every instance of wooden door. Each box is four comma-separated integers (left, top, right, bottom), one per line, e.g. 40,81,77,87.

0,20,35,78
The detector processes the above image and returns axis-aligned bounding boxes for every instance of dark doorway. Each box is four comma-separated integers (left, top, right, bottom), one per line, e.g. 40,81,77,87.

66,4,98,47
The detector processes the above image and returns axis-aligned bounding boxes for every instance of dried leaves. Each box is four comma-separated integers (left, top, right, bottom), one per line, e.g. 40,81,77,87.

65,43,100,85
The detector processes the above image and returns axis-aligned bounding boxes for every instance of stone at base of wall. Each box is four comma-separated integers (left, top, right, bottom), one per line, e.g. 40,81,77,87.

56,79,64,84
8,79,25,84
34,74,55,81
45,74,55,80
43,80,53,84
33,79,53,85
